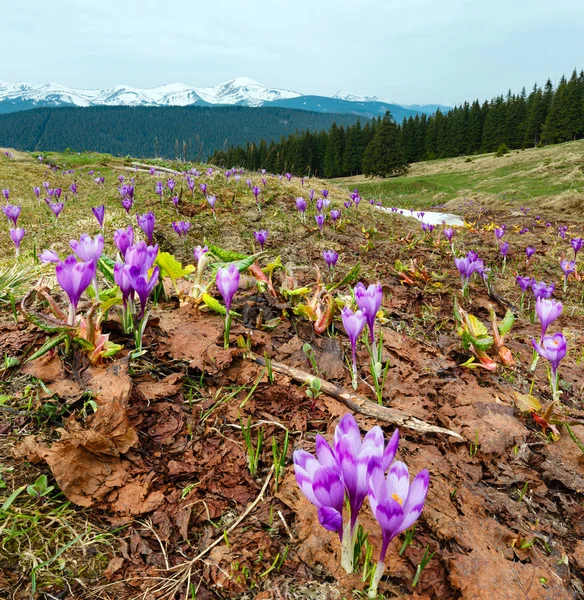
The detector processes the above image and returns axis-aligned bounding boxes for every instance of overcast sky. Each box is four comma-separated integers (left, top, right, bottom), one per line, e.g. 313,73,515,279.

3,0,583,105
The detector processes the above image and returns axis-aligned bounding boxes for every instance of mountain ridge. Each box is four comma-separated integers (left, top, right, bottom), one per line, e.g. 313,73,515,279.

0,77,451,120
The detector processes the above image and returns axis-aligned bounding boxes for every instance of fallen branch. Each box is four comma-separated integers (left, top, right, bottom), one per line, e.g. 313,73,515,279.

130,162,183,175
251,354,464,441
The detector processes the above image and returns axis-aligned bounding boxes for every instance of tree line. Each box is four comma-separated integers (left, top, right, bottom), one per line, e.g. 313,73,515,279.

210,69,584,177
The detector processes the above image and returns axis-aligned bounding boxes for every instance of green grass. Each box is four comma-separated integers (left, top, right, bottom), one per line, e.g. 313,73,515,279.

332,139,584,212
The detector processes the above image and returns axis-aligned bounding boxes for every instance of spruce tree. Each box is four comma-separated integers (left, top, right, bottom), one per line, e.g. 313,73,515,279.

362,112,407,177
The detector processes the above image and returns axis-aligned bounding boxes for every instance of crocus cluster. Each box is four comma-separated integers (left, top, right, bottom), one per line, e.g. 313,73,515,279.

172,221,191,238
454,251,485,296
294,414,429,597
113,229,159,339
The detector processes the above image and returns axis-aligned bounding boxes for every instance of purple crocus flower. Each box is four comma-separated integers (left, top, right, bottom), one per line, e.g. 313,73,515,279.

187,177,195,193
199,183,207,195
532,333,567,376
39,249,59,263
261,178,267,187
137,212,156,244
535,297,562,339
322,189,329,199
10,228,25,256
516,275,533,293
532,280,554,300
172,221,191,238
354,282,383,345
315,213,325,233
118,175,124,184
296,197,306,217
495,227,505,240
114,226,134,257
55,255,96,324
367,459,430,596
526,246,536,260
246,178,253,189
43,181,51,190
571,237,583,259
309,189,315,201
500,241,509,257
70,182,77,196
155,181,164,197
70,233,104,264
285,173,292,181
252,186,261,200
216,263,240,348
121,198,133,214
330,209,341,224
2,189,9,201
344,200,352,209
443,227,454,242
316,199,324,213
2,204,21,226
194,245,209,262
167,178,176,192
455,255,480,293
323,250,339,270
293,450,345,537
125,241,158,272
49,202,64,221
216,263,240,314
92,205,105,229
254,230,268,250
171,196,179,210
114,261,134,306
128,265,160,317
560,259,576,291
342,306,366,389
558,226,568,240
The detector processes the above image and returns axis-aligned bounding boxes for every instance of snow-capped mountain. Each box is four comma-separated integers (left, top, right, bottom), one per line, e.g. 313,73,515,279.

332,90,388,103
0,77,301,111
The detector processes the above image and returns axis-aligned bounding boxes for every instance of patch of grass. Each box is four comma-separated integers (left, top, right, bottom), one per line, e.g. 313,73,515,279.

0,466,116,597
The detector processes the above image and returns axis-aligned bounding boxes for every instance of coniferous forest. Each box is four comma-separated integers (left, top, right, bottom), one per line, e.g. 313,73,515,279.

211,69,584,177
0,105,360,161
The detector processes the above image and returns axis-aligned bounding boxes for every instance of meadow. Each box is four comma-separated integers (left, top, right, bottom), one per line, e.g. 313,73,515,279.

0,143,583,599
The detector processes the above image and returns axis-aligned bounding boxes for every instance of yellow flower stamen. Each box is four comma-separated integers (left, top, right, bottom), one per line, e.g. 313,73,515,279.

392,493,403,506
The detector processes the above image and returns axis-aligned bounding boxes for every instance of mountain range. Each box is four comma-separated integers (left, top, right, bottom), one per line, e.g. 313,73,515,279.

0,77,450,121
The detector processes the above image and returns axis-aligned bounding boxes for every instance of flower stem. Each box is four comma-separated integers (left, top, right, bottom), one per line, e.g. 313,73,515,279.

224,313,232,349
68,303,76,327
368,561,385,598
340,519,356,573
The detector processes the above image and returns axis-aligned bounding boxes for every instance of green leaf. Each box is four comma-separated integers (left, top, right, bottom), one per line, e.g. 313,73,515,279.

498,310,515,336
102,343,124,358
282,286,311,297
206,242,247,262
1,485,26,511
473,335,494,351
100,294,123,312
326,262,360,291
97,256,116,284
265,256,283,274
210,252,264,274
25,333,68,363
201,293,239,316
155,252,195,283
